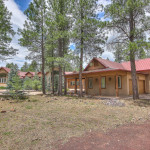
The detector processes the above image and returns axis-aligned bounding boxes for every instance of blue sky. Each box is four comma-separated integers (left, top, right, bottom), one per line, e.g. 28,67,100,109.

1,0,114,68
14,0,31,11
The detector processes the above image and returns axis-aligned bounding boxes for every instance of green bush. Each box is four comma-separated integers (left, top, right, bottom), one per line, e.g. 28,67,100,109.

23,75,42,91
23,77,33,90
32,79,42,91
7,67,27,100
0,87,7,89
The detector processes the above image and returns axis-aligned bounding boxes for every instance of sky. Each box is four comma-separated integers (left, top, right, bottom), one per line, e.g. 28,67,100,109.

1,0,114,68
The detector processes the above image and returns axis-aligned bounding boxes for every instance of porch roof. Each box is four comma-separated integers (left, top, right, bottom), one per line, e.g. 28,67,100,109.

65,68,125,76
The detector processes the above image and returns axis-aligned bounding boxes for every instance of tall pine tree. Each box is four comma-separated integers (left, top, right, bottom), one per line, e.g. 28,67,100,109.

105,0,150,99
72,0,106,97
47,0,71,95
0,0,17,60
18,0,47,94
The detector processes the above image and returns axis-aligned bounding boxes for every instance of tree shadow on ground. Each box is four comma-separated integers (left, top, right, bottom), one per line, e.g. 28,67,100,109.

131,99,150,107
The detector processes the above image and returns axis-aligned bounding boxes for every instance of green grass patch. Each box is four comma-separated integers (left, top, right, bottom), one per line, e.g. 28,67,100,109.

3,131,13,136
25,105,32,109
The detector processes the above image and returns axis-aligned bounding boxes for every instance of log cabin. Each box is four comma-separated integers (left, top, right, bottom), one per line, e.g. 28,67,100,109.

65,57,150,96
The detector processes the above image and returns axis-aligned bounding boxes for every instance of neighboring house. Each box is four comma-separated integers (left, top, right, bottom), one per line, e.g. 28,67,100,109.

65,57,150,96
0,67,10,87
0,67,51,87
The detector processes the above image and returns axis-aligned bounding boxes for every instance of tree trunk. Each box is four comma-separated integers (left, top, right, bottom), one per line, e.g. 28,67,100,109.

63,67,67,95
51,61,54,94
130,55,139,99
129,10,139,100
58,38,62,96
79,4,84,97
41,11,45,95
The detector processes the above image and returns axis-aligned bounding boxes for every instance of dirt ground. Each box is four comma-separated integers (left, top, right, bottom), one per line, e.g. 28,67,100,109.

58,121,150,150
0,95,150,150
0,90,42,96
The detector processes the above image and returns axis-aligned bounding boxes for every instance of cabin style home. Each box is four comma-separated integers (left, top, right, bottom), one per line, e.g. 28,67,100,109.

0,67,52,88
65,58,150,96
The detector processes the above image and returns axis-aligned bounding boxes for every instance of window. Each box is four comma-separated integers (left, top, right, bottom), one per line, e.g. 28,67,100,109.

70,81,75,86
101,77,106,88
118,76,122,88
88,78,93,89
0,78,7,83
77,81,79,86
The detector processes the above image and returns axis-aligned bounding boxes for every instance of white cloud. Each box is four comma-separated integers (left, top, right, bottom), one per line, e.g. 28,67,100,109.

2,0,29,68
102,51,114,61
4,0,27,29
97,0,111,7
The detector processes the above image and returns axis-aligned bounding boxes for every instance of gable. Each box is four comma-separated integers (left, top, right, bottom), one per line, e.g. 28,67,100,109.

38,72,42,77
0,68,8,74
26,72,33,77
84,59,106,71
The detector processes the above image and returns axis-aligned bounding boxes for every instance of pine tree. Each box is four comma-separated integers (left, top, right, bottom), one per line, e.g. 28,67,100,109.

7,67,23,99
28,60,38,72
6,63,19,70
72,0,106,97
113,43,125,63
0,0,17,60
23,77,32,90
46,0,71,95
18,0,47,94
21,62,29,72
104,0,150,99
7,67,18,90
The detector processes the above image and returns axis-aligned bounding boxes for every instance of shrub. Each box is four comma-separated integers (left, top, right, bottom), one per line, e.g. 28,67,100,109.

0,87,7,89
32,79,42,91
23,77,33,90
7,67,27,100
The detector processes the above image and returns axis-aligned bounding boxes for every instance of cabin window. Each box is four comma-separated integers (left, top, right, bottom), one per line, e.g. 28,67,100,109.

88,78,93,89
70,81,75,86
101,77,106,88
118,76,122,88
0,78,7,83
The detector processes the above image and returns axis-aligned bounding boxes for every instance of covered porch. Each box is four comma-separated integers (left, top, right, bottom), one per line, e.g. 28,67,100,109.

66,70,127,97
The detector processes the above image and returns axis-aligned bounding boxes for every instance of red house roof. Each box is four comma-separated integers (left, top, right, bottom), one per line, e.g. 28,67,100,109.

65,58,150,76
25,72,36,76
121,58,150,71
0,67,11,73
0,67,43,78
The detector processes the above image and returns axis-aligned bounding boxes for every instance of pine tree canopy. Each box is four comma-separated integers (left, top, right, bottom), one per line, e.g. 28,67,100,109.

0,0,18,60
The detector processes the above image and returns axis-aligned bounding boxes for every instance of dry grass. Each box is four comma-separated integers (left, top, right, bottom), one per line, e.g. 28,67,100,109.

0,95,150,150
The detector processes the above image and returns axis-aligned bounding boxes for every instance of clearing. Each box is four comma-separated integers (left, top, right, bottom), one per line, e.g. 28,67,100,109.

0,95,150,150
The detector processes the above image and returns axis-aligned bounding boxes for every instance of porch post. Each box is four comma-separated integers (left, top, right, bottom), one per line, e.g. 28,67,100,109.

99,76,101,95
75,78,77,94
85,77,88,95
116,74,119,97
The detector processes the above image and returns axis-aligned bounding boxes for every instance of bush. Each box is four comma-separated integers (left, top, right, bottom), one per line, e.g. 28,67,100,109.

23,77,33,90
7,67,27,100
23,75,42,91
32,79,42,91
7,90,28,100
0,86,7,89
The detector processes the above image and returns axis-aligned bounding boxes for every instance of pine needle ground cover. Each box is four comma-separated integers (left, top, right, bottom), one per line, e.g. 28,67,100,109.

0,95,150,150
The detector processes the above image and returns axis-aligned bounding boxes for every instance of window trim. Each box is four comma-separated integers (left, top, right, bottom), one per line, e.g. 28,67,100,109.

101,76,106,89
0,77,7,84
88,78,93,89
